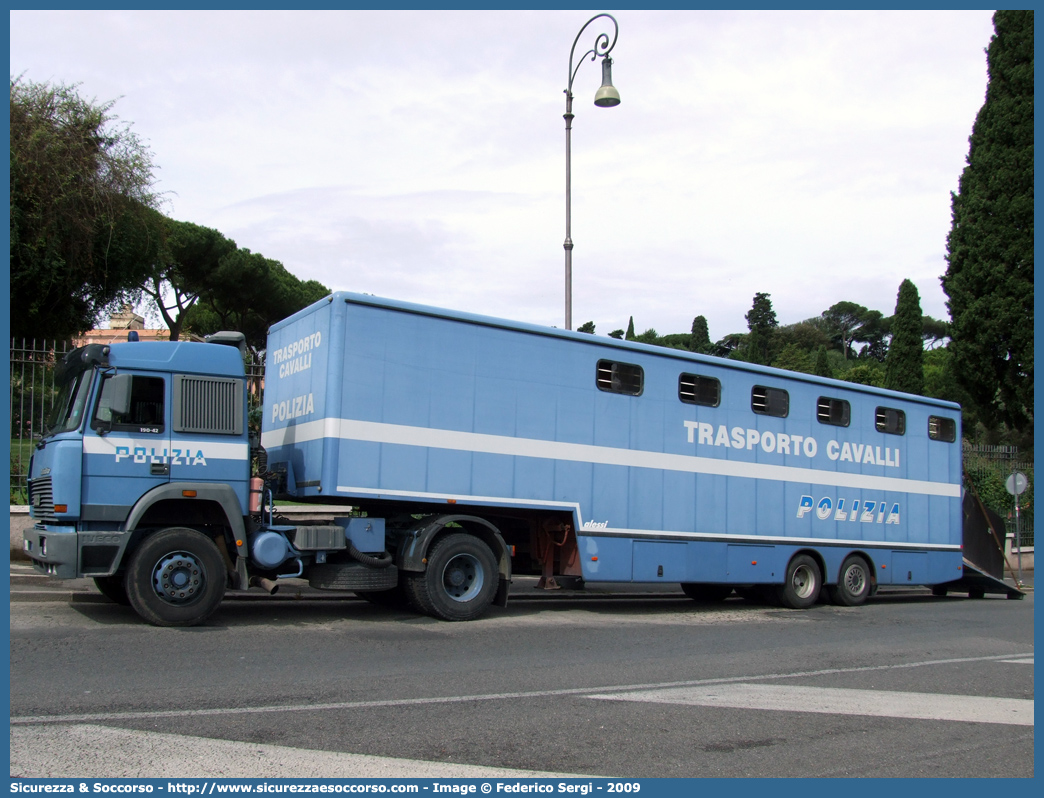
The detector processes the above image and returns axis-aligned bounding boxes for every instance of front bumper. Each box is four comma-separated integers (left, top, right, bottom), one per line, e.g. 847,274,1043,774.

23,525,130,579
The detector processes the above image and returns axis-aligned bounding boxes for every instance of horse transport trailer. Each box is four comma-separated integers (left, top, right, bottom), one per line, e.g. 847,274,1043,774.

260,292,1020,618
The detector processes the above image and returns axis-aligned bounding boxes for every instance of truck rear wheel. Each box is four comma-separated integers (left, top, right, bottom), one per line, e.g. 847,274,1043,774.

776,554,821,609
125,527,226,627
828,555,870,607
403,533,498,621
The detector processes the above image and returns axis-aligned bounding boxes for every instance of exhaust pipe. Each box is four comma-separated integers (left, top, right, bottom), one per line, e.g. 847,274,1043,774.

249,576,280,595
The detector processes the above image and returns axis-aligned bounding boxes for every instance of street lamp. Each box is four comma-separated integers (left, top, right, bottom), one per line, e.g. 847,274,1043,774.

563,13,620,331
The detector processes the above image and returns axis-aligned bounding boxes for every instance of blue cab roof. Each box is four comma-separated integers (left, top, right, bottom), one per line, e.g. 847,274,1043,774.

106,339,246,377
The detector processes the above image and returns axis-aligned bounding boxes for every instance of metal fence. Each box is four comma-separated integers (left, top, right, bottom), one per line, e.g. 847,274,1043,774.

963,444,1034,548
9,339,74,504
9,338,265,505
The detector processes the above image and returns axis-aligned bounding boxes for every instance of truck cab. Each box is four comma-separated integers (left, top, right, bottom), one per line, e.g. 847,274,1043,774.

23,334,253,623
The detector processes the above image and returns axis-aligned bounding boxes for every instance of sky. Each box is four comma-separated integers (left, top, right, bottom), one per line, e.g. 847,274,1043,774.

9,9,997,341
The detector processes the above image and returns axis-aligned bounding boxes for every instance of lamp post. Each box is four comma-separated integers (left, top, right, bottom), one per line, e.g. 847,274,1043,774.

564,13,620,331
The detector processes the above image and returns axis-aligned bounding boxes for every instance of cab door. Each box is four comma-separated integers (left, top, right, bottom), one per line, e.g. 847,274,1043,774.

81,372,171,525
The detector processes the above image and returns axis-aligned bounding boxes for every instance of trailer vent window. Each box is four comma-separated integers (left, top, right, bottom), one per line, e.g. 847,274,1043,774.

752,386,789,417
875,406,906,436
173,375,244,435
679,374,721,407
817,397,851,427
928,416,956,442
597,360,643,395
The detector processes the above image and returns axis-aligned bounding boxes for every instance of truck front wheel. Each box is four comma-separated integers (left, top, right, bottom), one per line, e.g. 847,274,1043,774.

125,527,227,627
404,533,498,621
93,573,130,605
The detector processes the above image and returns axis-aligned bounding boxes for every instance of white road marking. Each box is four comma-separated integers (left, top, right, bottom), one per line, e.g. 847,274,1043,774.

1001,657,1034,665
10,724,591,779
588,683,1034,726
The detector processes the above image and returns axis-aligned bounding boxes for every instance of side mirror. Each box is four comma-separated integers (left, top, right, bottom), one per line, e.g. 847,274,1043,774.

98,374,133,424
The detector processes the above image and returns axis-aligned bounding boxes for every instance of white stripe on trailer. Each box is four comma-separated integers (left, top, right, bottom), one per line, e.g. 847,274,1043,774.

262,417,961,498
329,485,961,552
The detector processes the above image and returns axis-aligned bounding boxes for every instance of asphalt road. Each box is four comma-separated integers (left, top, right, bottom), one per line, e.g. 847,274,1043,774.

9,569,1034,779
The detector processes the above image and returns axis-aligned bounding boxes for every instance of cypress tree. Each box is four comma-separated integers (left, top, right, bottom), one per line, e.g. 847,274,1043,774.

744,293,777,365
625,316,636,341
814,346,832,379
690,315,711,353
885,280,925,395
942,10,1033,432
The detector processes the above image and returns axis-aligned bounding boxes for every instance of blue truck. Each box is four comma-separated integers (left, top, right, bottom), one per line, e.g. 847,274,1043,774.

23,292,1021,626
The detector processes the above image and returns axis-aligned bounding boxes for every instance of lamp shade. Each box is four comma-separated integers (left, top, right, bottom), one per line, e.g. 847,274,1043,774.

594,57,620,107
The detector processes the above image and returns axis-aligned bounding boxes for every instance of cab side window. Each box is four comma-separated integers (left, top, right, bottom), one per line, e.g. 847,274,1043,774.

93,375,165,433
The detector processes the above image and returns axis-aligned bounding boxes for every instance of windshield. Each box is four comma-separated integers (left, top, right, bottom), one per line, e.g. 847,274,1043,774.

44,371,93,436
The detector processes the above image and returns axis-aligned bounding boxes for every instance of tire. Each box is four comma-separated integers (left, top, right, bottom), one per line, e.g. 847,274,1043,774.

931,586,948,597
776,554,822,609
125,527,227,627
681,583,733,602
403,533,498,621
829,555,871,607
308,562,399,592
968,589,986,600
93,573,130,605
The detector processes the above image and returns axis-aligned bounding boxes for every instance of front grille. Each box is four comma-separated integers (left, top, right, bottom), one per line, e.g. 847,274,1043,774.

29,476,56,523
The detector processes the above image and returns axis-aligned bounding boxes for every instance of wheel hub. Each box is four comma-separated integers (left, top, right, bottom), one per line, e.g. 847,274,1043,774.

153,551,205,604
441,553,483,602
793,566,814,598
844,565,866,594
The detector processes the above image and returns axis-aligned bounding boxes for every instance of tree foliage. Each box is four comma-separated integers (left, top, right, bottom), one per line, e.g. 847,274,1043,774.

10,78,160,338
743,292,777,365
821,301,870,359
689,315,711,353
884,279,925,394
772,343,813,375
183,249,330,355
141,219,238,341
624,316,636,341
813,346,832,378
922,316,950,350
942,9,1034,434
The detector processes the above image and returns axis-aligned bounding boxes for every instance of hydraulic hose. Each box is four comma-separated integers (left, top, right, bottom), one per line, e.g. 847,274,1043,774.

347,541,394,569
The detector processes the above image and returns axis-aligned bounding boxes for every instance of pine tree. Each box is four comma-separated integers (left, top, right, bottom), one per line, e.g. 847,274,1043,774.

884,280,925,395
625,316,636,341
942,10,1033,433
